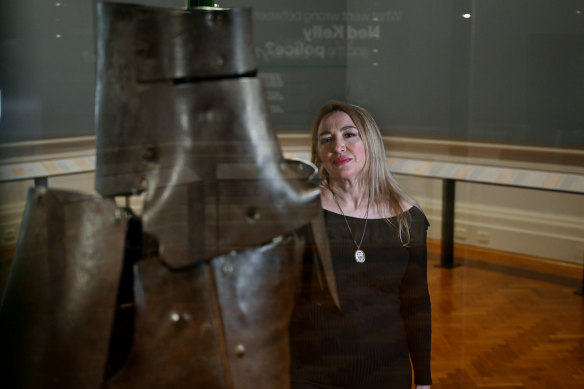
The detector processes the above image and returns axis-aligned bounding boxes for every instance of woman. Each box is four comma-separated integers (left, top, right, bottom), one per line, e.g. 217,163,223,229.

289,102,432,389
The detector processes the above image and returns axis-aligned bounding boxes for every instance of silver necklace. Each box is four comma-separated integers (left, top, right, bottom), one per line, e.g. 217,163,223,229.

330,189,370,264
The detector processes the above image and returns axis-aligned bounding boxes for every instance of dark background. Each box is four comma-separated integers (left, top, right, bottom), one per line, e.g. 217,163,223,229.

0,0,582,147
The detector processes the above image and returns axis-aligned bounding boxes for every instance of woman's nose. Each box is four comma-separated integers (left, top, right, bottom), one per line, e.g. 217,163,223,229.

334,138,346,152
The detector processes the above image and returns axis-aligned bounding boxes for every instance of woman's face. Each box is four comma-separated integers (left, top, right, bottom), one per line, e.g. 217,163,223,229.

317,111,366,183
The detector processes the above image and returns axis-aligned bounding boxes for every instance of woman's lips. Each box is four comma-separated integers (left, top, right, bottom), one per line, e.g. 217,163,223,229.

334,157,351,165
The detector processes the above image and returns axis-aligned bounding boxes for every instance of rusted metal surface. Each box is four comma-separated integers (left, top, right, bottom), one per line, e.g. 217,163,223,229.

136,78,323,268
105,236,303,389
0,188,127,388
94,2,255,197
0,2,338,388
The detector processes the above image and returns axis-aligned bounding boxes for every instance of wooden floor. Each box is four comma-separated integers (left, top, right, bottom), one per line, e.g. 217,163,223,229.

426,241,584,389
2,243,583,388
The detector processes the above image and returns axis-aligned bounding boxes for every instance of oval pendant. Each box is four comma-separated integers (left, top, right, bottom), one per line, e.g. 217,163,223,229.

354,249,366,263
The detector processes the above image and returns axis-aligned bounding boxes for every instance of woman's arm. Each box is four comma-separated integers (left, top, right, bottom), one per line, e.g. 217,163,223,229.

399,211,432,386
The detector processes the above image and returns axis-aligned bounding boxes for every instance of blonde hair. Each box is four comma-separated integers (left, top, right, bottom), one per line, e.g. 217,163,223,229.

310,101,420,245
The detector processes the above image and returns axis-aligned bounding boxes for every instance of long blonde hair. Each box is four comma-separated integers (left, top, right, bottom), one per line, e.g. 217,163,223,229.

310,101,420,245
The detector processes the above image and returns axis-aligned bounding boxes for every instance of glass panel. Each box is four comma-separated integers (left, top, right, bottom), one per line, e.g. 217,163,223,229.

2,0,582,148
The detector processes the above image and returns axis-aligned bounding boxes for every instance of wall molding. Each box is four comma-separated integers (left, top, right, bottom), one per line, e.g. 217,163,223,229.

0,135,96,164
1,191,581,264
1,134,582,264
1,133,582,174
277,132,584,174
418,196,584,265
0,201,26,246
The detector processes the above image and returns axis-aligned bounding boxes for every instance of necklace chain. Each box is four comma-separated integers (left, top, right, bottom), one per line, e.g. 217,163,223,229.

330,189,370,262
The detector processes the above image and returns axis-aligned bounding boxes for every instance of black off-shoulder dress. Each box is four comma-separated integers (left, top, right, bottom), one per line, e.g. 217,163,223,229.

290,207,432,389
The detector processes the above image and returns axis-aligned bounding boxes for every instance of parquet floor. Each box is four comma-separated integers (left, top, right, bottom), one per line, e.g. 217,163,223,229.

2,243,583,388
426,241,584,389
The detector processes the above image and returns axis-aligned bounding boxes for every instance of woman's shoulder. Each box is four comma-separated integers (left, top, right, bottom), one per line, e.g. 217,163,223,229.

398,198,428,223
402,204,430,244
405,205,429,226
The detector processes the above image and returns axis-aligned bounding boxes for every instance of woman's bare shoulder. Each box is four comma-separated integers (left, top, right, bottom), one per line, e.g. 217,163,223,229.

319,187,336,212
400,199,415,213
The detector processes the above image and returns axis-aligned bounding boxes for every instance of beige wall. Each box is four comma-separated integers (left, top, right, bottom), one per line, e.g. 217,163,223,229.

283,135,584,265
1,135,583,265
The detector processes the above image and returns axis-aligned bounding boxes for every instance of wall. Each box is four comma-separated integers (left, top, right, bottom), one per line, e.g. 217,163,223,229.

282,144,584,266
2,1,583,146
0,1,583,265
1,136,582,265
400,176,584,265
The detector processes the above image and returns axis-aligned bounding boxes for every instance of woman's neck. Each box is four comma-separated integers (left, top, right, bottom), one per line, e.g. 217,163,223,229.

322,180,370,218
321,179,406,219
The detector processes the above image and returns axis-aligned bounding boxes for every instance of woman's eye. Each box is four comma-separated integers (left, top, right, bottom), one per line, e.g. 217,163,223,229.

320,137,332,144
345,132,357,139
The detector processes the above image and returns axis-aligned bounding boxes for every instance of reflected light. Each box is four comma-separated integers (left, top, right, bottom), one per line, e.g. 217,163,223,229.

462,13,472,19
56,34,62,38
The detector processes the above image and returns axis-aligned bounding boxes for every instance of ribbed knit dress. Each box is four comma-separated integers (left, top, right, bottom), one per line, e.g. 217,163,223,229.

289,206,432,389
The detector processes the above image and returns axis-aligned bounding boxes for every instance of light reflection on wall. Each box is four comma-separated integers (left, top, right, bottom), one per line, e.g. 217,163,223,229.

0,0,582,148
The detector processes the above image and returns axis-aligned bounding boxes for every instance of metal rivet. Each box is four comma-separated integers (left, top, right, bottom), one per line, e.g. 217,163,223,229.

222,263,234,275
203,109,214,123
143,146,156,161
246,207,261,223
216,55,225,67
170,312,180,322
114,208,122,223
234,344,246,358
138,176,147,191
206,13,225,27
